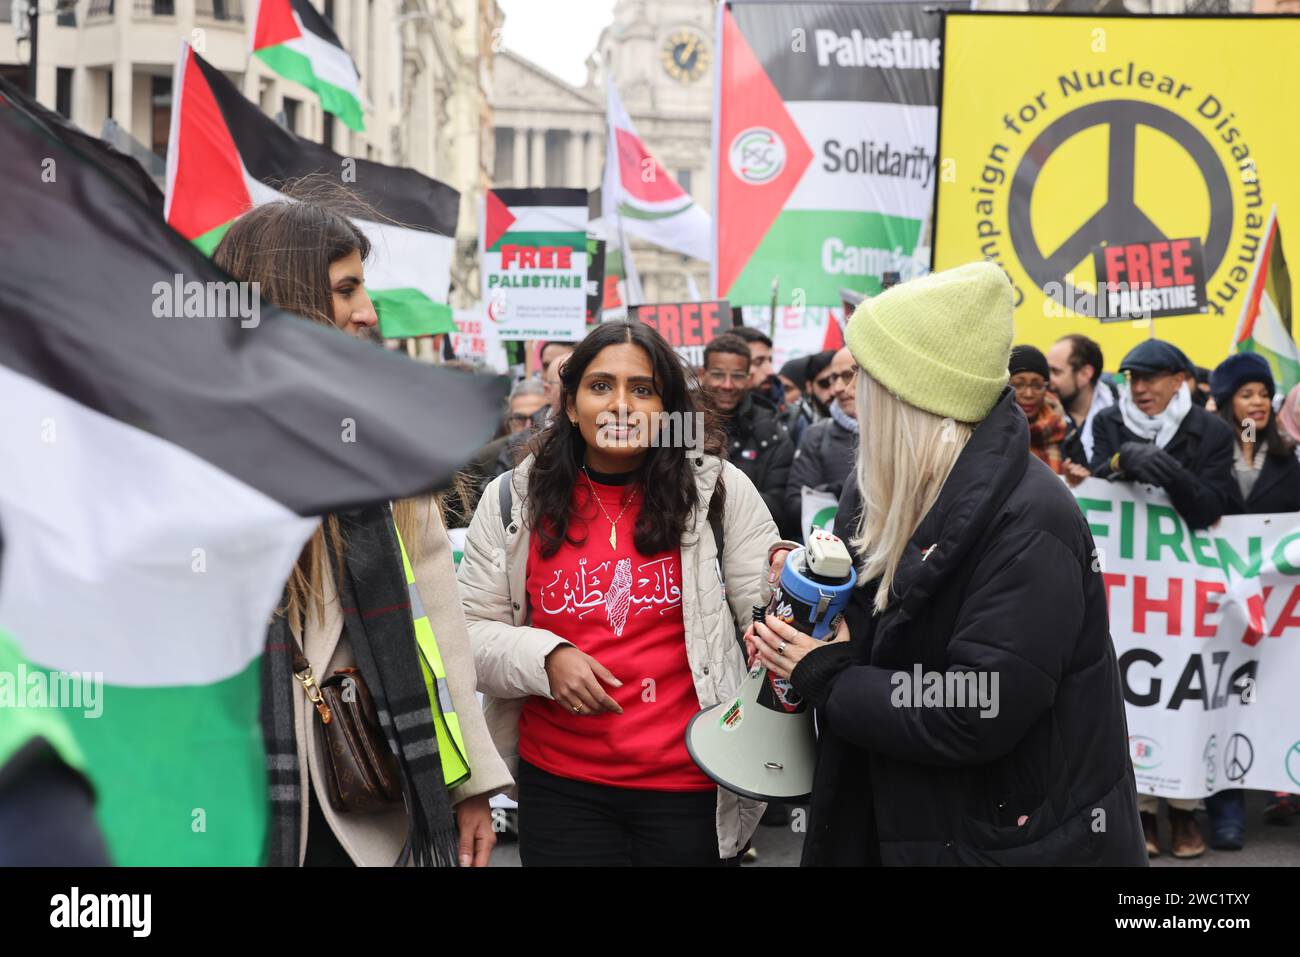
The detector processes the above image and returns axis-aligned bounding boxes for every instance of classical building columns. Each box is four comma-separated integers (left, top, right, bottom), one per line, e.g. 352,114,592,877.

512,127,528,186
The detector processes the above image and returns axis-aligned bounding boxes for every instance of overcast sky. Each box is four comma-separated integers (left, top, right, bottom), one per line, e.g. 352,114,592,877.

497,0,618,86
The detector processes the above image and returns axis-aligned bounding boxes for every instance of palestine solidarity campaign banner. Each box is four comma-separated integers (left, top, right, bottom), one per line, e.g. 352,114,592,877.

1073,479,1300,799
934,14,1300,373
481,187,590,341
713,1,942,307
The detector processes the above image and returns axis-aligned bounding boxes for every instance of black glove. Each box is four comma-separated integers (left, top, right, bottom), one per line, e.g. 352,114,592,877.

1118,441,1182,487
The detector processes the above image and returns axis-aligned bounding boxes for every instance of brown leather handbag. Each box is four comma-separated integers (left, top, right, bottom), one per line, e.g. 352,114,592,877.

290,637,403,815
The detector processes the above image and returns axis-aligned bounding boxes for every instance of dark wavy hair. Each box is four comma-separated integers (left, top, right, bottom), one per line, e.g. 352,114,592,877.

526,321,727,558
1216,391,1295,462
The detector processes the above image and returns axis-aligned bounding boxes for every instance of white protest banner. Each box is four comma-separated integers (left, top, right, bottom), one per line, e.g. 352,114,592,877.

481,187,589,341
801,487,840,544
451,308,508,372
1073,478,1300,799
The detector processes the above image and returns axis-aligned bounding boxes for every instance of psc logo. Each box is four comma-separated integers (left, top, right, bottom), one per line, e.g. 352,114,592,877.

729,127,786,185
1129,734,1162,770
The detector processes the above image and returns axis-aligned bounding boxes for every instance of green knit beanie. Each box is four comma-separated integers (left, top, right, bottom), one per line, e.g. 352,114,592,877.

845,261,1013,423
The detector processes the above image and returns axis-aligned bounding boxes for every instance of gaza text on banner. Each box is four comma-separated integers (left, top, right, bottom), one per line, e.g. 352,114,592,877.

1072,478,1300,799
934,13,1300,372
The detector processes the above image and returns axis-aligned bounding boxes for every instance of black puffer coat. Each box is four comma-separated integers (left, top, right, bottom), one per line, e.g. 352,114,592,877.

792,390,1147,866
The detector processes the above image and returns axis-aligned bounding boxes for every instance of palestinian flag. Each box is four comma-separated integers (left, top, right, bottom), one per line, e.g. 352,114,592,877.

603,77,710,262
166,42,457,338
712,2,941,305
252,0,364,131
18,81,164,216
0,77,504,865
1234,206,1297,390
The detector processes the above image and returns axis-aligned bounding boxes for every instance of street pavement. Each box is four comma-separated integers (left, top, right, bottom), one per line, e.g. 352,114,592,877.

489,790,1299,866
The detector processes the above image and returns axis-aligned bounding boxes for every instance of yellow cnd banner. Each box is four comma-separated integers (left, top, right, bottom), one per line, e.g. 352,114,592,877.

933,13,1300,371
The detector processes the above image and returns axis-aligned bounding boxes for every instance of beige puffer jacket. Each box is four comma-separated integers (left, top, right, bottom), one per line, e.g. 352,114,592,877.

456,452,795,858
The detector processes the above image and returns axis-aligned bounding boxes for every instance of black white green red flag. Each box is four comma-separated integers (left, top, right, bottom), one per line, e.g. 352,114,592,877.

713,2,941,305
0,76,503,864
165,41,458,337
602,77,710,262
1233,206,1297,390
251,0,365,131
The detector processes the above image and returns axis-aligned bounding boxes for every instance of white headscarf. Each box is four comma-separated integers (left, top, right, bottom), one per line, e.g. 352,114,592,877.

1119,381,1193,449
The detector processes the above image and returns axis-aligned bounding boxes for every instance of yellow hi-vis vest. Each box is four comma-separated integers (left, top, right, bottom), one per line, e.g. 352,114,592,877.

395,526,470,789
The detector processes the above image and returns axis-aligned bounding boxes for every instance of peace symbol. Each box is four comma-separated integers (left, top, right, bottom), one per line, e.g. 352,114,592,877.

1287,740,1300,788
1008,100,1233,309
1224,733,1253,783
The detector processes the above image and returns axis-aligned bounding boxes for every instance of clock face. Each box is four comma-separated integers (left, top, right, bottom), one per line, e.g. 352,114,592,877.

662,30,709,84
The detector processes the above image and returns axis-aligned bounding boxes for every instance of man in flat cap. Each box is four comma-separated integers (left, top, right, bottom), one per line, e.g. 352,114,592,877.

1090,340,1235,532
1088,338,1235,860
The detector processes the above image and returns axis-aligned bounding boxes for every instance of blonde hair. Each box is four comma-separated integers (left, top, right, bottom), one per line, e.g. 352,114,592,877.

852,373,974,614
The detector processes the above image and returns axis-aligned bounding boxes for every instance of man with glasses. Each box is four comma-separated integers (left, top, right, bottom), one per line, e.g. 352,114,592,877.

1089,338,1235,860
785,347,858,541
702,332,795,536
506,378,548,435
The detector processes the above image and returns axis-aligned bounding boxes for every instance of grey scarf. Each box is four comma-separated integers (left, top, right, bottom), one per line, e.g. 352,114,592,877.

261,506,459,867
830,399,860,435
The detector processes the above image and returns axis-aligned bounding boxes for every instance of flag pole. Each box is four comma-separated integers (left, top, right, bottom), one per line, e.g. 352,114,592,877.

768,277,779,340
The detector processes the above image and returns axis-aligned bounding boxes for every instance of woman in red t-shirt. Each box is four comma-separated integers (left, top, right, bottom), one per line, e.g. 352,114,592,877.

458,320,795,866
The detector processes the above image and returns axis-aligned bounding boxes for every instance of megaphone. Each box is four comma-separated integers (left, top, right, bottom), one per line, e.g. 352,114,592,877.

685,530,857,801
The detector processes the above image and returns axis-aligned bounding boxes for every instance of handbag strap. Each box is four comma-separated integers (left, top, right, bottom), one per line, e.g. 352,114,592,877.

285,621,333,725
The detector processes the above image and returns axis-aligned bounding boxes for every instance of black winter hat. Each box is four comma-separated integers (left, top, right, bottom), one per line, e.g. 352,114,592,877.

1008,344,1050,380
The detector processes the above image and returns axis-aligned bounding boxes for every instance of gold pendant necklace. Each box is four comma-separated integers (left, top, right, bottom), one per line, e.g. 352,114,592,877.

581,466,638,549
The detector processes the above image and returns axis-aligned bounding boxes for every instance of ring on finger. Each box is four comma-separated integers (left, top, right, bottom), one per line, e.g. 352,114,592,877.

572,703,583,713
777,640,787,655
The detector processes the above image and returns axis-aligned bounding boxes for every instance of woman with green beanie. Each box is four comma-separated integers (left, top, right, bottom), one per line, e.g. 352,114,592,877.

749,261,1147,865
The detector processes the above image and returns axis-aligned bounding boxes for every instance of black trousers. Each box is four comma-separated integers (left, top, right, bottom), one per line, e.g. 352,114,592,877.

517,760,734,867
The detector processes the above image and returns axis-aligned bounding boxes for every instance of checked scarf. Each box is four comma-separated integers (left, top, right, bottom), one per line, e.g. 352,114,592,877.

262,505,459,867
1026,397,1069,475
